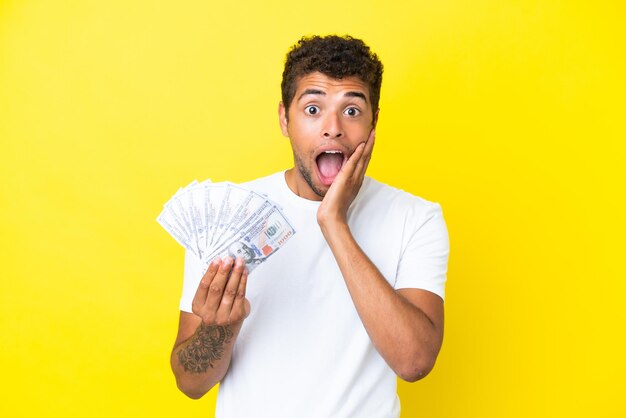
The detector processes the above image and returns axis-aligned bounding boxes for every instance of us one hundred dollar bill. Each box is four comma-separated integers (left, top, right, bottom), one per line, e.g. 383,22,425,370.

157,180,296,272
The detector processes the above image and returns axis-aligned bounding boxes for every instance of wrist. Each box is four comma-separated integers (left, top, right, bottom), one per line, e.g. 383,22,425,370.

317,208,346,228
319,218,350,240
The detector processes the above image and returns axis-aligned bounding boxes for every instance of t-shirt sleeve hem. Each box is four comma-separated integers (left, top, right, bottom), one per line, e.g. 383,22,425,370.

394,283,445,301
179,300,193,313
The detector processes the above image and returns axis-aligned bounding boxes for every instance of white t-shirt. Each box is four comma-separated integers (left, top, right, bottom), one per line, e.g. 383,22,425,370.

180,172,449,418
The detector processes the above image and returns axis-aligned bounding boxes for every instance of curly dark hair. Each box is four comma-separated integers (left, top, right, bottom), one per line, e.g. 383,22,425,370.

281,35,384,120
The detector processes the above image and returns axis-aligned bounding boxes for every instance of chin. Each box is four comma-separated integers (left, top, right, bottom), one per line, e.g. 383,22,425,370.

308,181,328,199
294,160,328,198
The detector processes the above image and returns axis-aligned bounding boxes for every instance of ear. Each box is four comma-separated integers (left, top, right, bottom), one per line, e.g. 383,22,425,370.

278,102,289,137
372,108,380,128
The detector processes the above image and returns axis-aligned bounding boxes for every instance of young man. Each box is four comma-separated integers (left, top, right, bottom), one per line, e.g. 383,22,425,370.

171,35,449,417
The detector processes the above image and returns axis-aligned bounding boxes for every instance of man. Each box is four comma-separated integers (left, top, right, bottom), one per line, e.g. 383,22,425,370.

171,35,449,417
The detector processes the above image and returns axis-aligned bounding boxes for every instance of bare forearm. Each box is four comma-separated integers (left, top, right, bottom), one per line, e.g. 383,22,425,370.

171,257,250,398
320,222,443,381
171,321,241,399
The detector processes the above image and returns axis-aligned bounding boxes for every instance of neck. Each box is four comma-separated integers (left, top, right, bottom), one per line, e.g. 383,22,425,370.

284,168,324,201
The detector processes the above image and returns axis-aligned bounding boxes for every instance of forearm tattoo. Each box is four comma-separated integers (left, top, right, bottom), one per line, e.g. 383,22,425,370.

177,324,234,373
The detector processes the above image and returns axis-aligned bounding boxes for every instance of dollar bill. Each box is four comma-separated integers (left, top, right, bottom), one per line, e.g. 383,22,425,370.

204,205,296,272
157,179,296,273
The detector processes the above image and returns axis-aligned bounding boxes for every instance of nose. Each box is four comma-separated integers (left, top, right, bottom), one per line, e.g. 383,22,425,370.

322,112,343,139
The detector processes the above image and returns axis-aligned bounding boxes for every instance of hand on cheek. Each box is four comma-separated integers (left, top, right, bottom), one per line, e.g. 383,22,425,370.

317,129,375,228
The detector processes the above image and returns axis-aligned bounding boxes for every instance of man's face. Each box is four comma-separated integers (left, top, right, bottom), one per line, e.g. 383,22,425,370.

279,72,377,201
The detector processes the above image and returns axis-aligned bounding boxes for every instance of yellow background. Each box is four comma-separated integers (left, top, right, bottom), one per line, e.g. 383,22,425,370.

1,1,624,417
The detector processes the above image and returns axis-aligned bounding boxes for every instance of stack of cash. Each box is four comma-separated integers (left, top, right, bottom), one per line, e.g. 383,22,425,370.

157,180,296,272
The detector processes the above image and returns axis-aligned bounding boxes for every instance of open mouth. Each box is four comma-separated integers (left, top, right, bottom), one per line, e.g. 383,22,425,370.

315,150,346,186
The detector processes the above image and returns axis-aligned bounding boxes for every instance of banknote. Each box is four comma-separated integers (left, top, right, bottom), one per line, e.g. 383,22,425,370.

157,180,296,272
205,205,296,272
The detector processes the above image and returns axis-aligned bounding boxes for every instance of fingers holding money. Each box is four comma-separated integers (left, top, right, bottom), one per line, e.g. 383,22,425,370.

215,258,248,323
229,269,250,321
191,257,249,326
192,258,221,311
205,256,236,311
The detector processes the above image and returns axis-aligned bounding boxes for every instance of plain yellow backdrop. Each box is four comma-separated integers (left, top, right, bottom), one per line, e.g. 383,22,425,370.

1,1,624,417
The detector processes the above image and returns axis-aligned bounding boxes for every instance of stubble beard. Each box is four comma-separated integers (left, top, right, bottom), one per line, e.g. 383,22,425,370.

294,152,327,199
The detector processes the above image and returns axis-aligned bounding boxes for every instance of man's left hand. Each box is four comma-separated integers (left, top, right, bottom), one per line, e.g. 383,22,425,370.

317,128,375,228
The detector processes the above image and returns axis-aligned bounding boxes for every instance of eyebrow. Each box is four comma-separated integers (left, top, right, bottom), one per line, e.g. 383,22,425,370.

298,89,325,101
345,91,368,102
297,89,368,103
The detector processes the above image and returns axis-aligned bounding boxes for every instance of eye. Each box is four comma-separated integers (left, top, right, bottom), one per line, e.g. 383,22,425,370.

344,107,361,117
305,105,320,115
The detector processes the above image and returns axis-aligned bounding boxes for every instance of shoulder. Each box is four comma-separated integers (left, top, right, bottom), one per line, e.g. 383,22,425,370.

357,177,444,224
239,171,284,194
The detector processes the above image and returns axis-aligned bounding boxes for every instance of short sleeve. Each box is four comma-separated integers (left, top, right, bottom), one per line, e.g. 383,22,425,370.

179,250,206,312
394,203,450,300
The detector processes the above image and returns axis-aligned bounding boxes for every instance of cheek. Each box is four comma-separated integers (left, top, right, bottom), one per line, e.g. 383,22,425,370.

295,120,319,137
345,123,372,142
289,122,319,149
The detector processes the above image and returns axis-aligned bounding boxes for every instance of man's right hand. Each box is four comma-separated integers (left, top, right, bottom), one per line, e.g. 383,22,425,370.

171,256,250,399
192,256,251,326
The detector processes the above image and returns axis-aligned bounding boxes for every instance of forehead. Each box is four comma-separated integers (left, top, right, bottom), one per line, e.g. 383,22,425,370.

294,72,370,98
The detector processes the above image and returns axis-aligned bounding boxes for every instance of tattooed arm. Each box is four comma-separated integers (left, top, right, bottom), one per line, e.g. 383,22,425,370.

171,257,251,399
